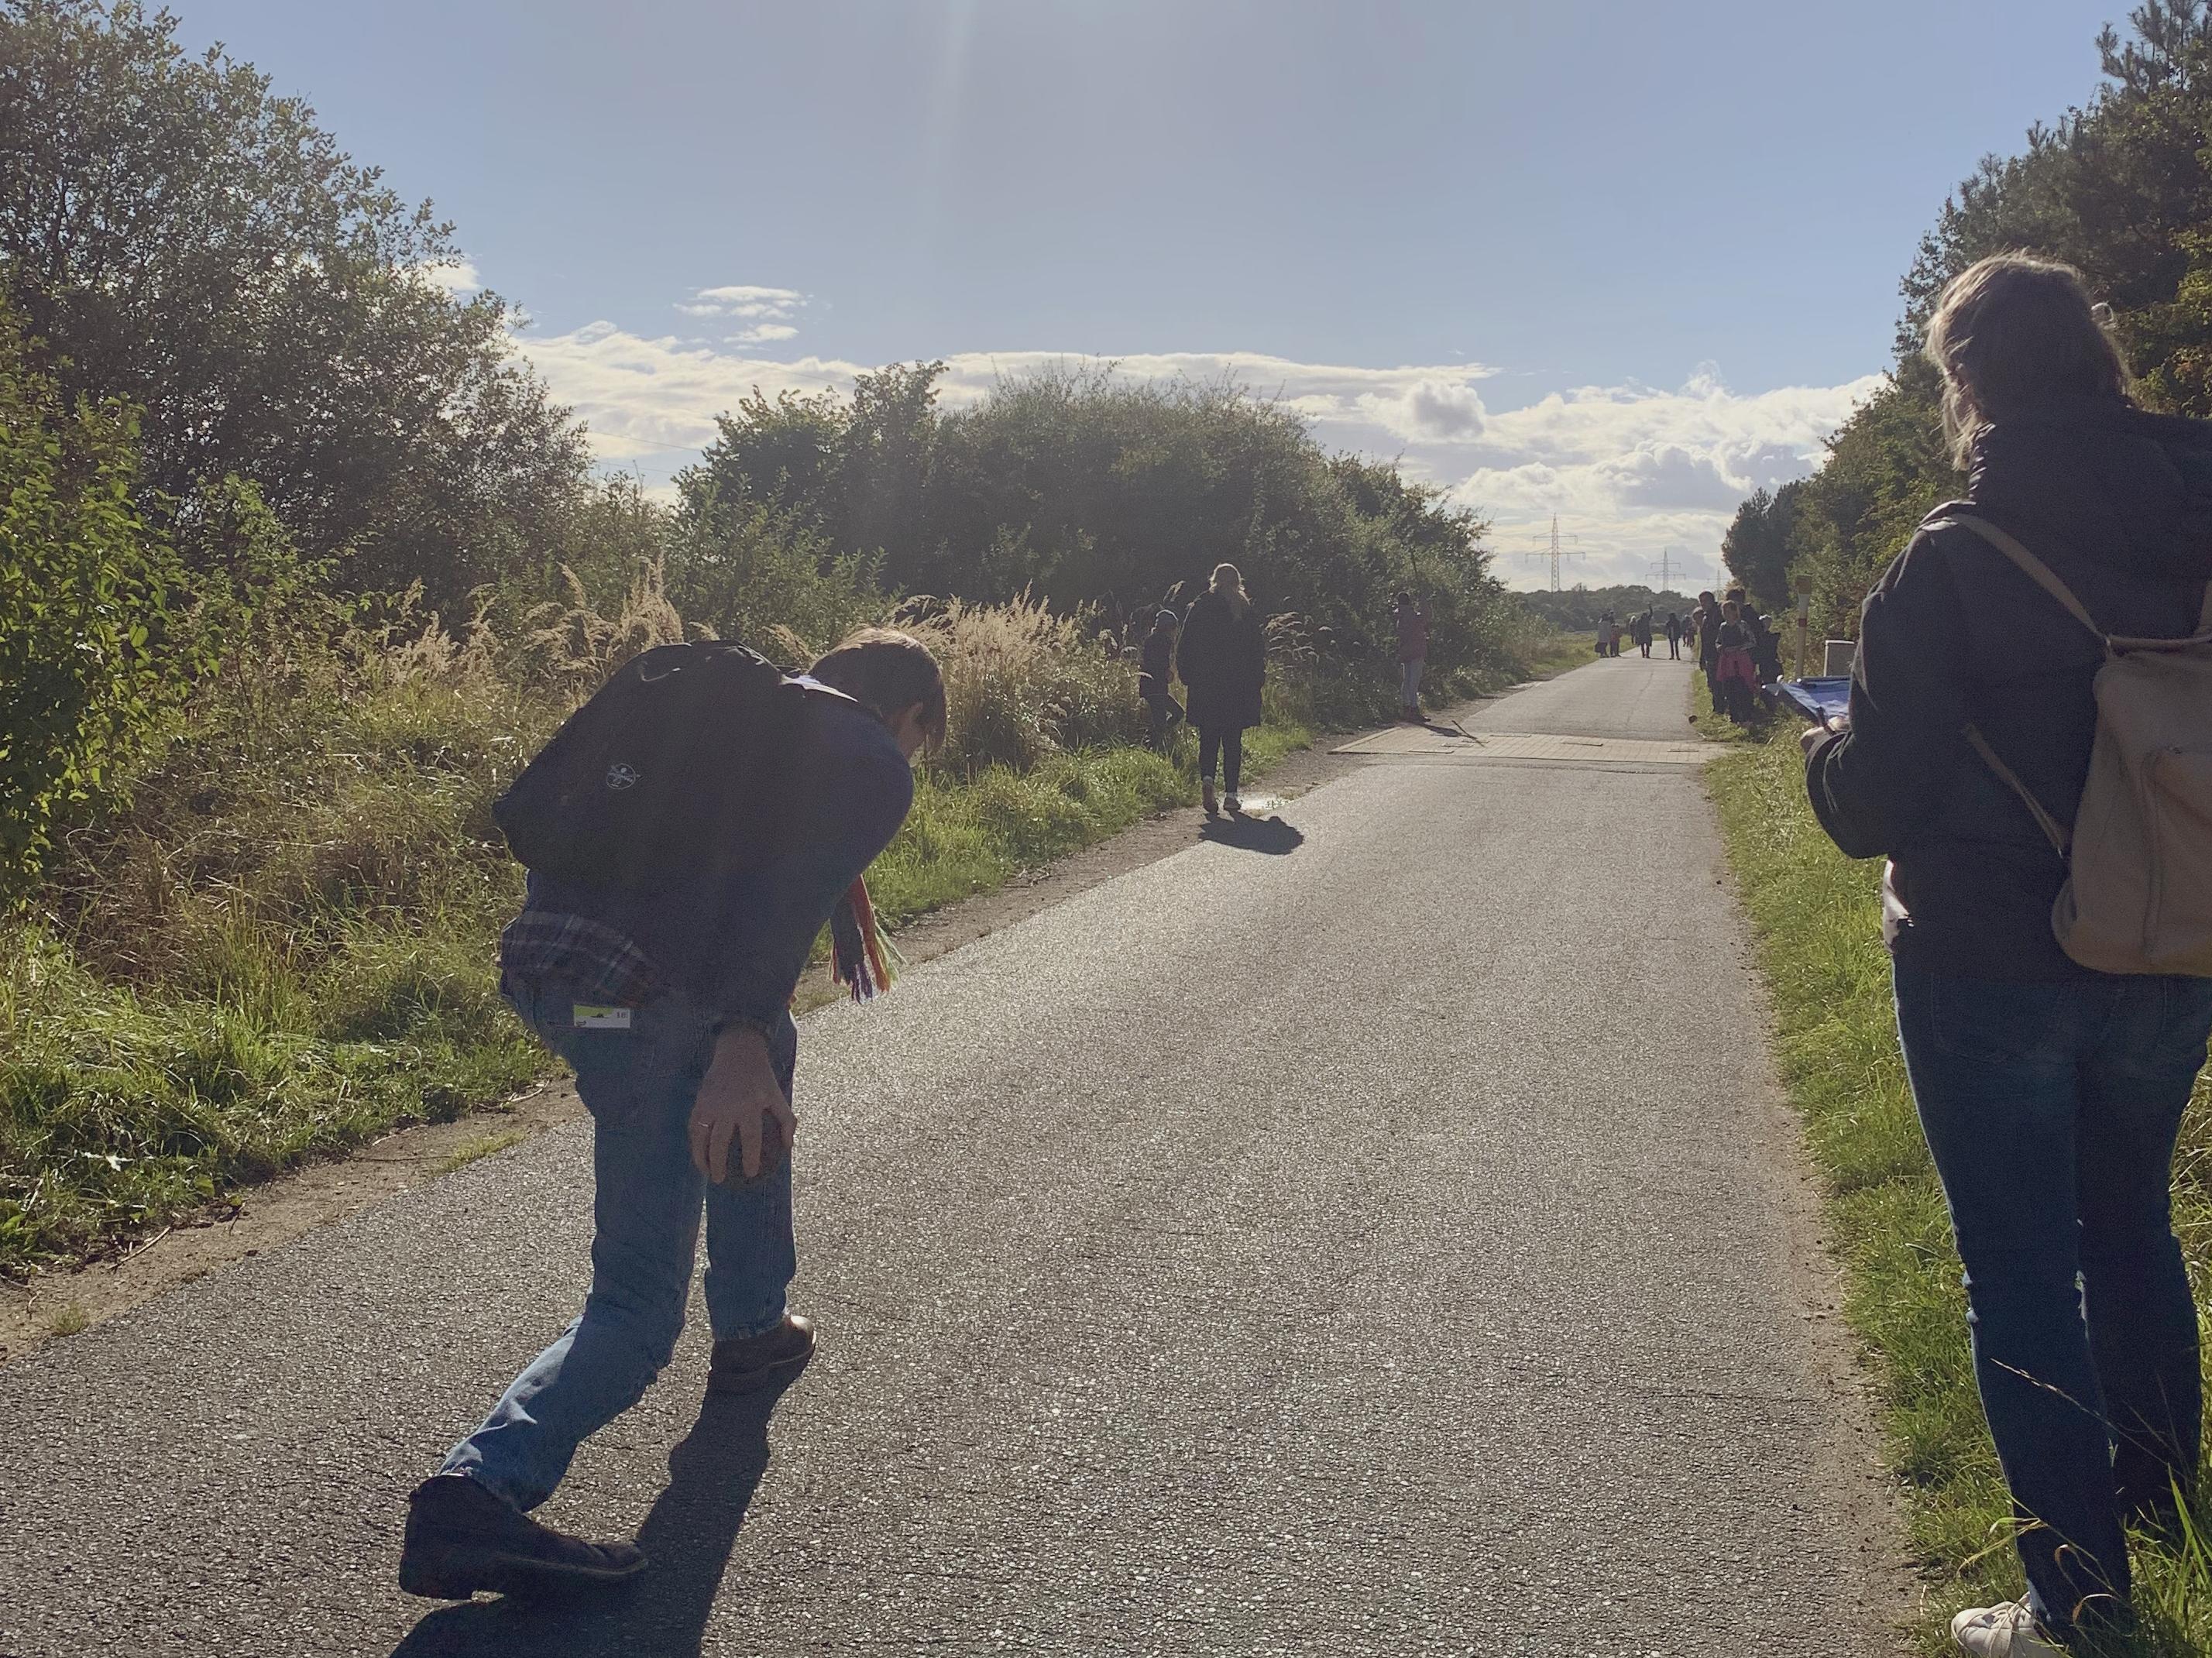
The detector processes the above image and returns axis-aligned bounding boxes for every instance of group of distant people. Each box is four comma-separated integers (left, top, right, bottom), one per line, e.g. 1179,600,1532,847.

1596,609,1673,659
1595,596,1781,728
1683,585,1782,723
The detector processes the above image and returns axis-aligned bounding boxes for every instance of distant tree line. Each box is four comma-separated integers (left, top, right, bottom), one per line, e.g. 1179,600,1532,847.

1513,584,1698,633
1723,0,2212,633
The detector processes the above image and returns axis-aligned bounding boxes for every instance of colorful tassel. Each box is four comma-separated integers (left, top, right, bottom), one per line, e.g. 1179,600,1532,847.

830,874,898,1001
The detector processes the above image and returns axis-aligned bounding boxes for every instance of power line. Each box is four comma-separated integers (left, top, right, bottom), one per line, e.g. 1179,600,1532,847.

1518,516,1588,592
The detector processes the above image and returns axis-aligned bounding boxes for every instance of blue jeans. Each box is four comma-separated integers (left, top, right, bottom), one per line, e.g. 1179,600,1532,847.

1894,963,2212,1637
438,973,799,1511
1400,658,1424,706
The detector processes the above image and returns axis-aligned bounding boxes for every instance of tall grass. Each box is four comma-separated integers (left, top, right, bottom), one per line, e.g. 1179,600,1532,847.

1707,730,2212,1656
0,568,1406,1276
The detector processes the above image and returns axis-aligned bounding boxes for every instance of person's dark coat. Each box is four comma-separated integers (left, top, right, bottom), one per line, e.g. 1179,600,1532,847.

1176,589,1266,732
1696,607,1721,666
1740,609,1778,679
1139,626,1175,698
1806,397,2212,978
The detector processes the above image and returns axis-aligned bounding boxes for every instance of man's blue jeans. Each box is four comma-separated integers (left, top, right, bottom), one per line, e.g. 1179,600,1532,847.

1894,962,2212,1637
438,973,799,1512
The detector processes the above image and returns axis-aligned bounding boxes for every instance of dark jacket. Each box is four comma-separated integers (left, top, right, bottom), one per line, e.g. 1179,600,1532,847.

1805,398,2212,979
1139,627,1176,695
532,692,914,1022
1176,589,1266,731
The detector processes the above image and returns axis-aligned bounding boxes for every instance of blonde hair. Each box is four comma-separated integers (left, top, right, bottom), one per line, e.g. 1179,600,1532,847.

1924,253,2134,468
1209,563,1252,617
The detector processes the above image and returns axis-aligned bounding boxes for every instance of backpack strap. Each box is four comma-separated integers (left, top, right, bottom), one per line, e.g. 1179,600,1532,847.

1928,515,2111,648
1963,723,2072,857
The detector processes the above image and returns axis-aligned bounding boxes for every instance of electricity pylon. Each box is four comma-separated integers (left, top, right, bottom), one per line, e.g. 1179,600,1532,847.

1647,547,1692,595
1520,516,1587,592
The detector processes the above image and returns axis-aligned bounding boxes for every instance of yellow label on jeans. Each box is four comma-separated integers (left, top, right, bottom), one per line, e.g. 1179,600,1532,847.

572,1004,633,1030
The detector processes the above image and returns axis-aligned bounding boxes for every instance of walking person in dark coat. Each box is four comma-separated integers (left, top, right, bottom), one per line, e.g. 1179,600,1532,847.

1177,562,1266,816
1805,254,2212,1657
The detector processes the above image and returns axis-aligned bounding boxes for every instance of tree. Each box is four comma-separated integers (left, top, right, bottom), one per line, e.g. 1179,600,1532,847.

0,0,589,602
679,361,1516,684
1720,482,1805,612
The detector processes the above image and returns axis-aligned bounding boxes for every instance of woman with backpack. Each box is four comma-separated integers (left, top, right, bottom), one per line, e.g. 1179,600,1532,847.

1176,562,1266,815
1804,253,2212,1657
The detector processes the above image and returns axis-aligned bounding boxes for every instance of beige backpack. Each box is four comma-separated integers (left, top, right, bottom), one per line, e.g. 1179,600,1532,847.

1931,513,2212,977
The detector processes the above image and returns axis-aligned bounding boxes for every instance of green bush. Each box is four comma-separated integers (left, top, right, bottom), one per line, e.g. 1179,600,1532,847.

0,310,183,905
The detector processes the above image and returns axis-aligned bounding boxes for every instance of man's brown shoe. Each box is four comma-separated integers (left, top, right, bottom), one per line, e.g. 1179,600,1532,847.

397,1474,645,1599
708,1312,815,1394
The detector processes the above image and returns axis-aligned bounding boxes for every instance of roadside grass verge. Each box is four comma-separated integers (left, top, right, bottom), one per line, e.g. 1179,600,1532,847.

1516,632,1607,682
0,574,1448,1278
1708,729,2212,1655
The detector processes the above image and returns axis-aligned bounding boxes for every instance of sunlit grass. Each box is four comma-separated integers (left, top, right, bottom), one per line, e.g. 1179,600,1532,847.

431,1129,527,1178
1709,731,2212,1656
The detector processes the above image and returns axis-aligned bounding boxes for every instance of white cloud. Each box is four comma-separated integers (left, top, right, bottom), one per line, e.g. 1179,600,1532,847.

696,285,805,307
1442,370,1883,586
417,259,481,296
678,283,811,336
512,300,1877,591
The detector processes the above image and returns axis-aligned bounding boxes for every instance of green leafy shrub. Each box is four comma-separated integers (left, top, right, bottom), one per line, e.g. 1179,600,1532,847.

0,311,180,904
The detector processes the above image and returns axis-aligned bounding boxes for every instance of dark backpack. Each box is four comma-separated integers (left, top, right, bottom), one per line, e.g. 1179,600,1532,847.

492,641,818,897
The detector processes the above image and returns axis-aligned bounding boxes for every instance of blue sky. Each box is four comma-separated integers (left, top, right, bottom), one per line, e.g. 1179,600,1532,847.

177,0,2128,589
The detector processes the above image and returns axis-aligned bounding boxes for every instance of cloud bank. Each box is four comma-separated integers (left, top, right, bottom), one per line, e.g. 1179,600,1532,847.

514,291,1878,591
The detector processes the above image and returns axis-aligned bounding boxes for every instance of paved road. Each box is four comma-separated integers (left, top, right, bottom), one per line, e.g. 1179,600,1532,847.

0,654,1898,1657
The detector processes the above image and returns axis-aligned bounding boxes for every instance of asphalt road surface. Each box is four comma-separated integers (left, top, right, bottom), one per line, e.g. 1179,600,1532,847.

0,654,1900,1657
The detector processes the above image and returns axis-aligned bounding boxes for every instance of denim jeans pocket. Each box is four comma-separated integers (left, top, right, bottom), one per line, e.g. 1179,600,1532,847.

2116,977,2212,1078
1924,975,2078,1068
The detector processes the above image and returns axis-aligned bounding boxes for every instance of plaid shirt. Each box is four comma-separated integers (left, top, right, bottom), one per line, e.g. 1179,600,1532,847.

499,907,662,1007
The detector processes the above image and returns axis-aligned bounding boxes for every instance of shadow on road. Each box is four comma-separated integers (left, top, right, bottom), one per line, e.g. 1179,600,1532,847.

388,1374,797,1658
1199,813,1304,855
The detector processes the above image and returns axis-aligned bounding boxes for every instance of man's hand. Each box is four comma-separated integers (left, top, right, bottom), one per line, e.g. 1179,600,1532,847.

689,1025,795,1184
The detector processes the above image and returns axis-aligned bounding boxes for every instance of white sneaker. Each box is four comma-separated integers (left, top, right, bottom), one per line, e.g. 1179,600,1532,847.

1951,1601,2065,1657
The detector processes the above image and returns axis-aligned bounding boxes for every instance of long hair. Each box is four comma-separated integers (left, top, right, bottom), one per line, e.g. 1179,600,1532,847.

1209,561,1249,616
1924,253,2135,468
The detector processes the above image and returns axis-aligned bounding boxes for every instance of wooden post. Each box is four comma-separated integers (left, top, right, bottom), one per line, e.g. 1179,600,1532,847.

1795,589,1810,680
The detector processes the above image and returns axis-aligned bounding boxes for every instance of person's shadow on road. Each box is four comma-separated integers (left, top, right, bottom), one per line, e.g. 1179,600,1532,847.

387,1372,799,1658
1199,813,1304,855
